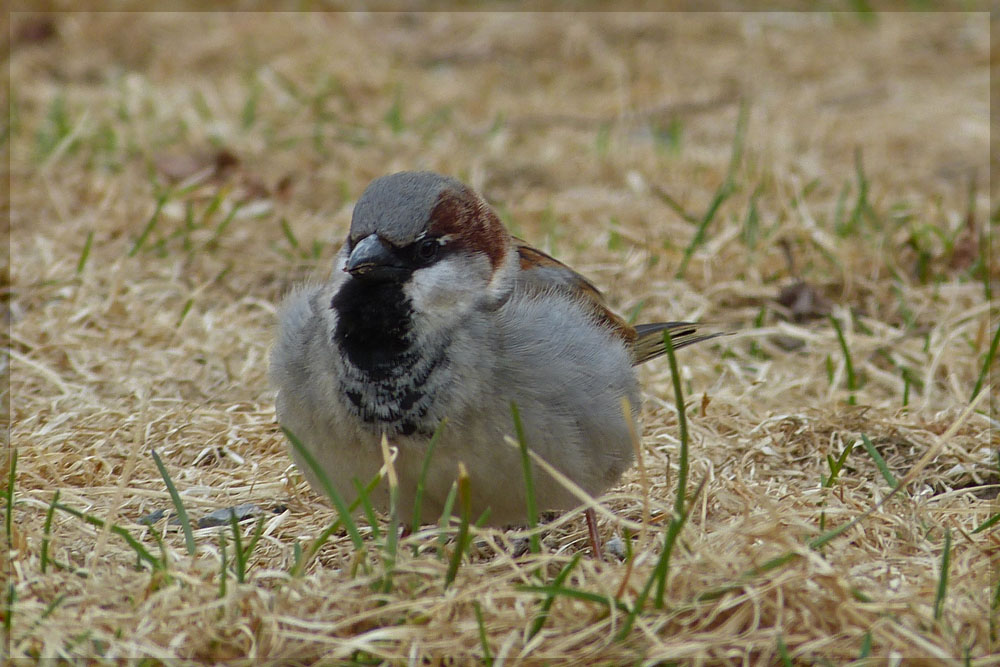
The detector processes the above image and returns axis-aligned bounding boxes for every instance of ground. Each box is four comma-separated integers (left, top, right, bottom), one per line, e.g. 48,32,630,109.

5,10,995,664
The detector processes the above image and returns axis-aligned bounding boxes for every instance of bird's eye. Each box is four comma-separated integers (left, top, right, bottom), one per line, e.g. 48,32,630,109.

417,238,439,261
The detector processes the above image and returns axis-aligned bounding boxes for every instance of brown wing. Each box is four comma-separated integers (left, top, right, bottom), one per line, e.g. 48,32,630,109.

513,238,726,365
512,238,638,349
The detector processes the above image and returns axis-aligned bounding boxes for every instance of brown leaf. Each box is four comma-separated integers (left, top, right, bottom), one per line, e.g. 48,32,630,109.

14,16,58,46
154,148,240,183
775,280,831,321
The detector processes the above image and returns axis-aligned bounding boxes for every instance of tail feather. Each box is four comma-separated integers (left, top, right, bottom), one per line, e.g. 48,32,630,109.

632,321,728,365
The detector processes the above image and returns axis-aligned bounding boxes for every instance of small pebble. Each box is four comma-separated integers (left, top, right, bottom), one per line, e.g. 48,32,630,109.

605,536,627,560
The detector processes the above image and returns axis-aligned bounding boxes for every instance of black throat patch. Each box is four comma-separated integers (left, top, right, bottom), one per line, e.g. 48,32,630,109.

331,278,445,437
332,278,414,377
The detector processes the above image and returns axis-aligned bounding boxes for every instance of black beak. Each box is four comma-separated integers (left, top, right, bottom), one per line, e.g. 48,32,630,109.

345,234,408,282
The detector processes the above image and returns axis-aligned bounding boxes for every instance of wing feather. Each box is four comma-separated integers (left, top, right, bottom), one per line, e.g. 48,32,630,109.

512,239,724,365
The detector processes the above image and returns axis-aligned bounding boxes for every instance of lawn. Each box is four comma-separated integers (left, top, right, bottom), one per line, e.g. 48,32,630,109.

5,11,995,664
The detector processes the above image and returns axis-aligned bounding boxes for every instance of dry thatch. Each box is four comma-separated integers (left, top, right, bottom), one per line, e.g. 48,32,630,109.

5,11,995,664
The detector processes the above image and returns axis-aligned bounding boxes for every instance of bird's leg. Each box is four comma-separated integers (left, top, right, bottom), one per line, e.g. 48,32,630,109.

585,507,603,559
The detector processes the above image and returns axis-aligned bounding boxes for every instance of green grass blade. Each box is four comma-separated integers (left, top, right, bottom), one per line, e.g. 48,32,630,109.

933,527,951,621
845,147,871,236
445,464,471,589
5,448,16,548
970,323,999,402
675,102,746,279
695,552,803,603
662,329,689,517
352,479,382,542
517,584,630,613
5,583,14,638
175,298,194,328
528,553,582,639
510,402,540,554
902,367,911,407
218,530,227,599
676,187,732,279
824,439,855,488
41,593,67,620
993,567,1000,611
651,184,698,225
150,448,196,556
618,478,703,639
282,426,366,554
41,490,60,574
292,539,302,573
53,502,161,570
858,631,873,658
860,434,898,489
473,601,493,667
207,202,243,248
383,85,404,134
972,513,999,534
412,418,447,536
829,314,857,405
609,327,698,635
243,515,265,563
291,472,381,578
474,508,492,528
229,511,246,583
655,477,705,608
199,188,225,226
652,509,689,609
76,230,94,274
437,481,458,561
279,217,299,250
147,528,169,574
129,193,167,256
381,466,400,594
777,634,793,667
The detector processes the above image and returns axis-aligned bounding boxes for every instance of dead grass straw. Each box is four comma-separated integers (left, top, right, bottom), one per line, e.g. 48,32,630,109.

7,11,994,664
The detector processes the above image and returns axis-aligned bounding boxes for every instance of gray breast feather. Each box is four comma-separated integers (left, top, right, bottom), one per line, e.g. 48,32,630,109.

487,289,640,487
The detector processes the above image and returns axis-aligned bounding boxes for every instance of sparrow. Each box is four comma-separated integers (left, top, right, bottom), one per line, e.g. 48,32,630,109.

270,171,717,555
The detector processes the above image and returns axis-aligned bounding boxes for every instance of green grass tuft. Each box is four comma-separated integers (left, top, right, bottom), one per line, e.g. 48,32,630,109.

860,434,898,489
129,193,168,257
970,323,998,403
527,553,582,639
435,481,458,561
282,427,367,558
444,464,472,589
829,315,858,405
53,502,162,571
473,601,493,666
933,527,951,621
5,449,16,550
76,231,94,274
41,490,59,574
777,634,793,666
411,418,447,538
150,448,196,556
218,529,227,599
972,513,999,534
510,402,541,555
675,102,746,279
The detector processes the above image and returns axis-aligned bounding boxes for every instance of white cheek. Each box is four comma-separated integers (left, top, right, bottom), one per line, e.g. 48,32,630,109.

405,256,490,327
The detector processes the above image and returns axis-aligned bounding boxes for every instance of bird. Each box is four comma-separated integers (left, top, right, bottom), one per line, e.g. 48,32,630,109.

270,171,718,557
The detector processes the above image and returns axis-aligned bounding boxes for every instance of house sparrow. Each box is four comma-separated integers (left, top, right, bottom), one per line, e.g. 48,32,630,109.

271,171,717,554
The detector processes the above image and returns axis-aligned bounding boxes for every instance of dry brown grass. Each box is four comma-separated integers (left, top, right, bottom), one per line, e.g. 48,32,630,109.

5,11,995,665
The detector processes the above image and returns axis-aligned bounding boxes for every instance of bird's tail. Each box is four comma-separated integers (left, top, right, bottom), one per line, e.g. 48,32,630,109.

632,321,729,365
